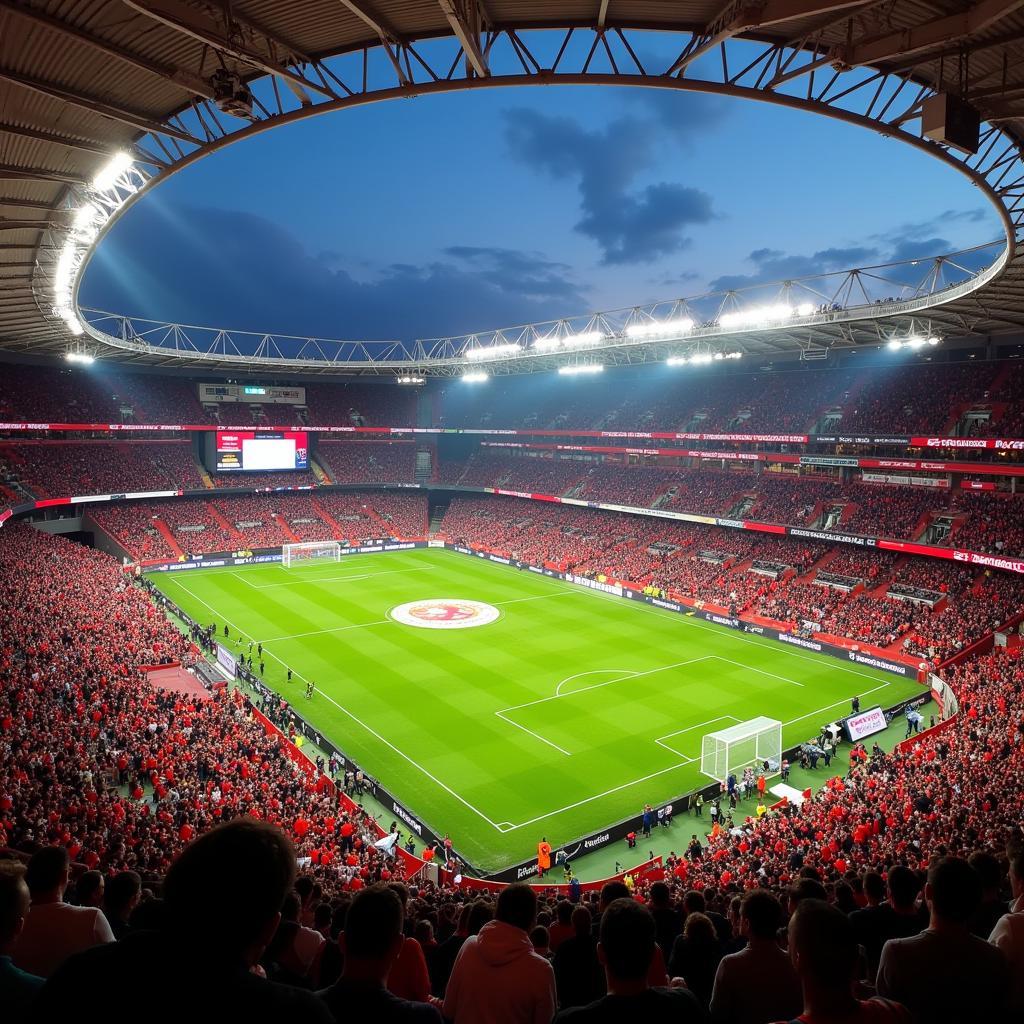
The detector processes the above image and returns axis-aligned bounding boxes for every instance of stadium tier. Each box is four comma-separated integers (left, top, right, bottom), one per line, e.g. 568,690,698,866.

3,357,1024,439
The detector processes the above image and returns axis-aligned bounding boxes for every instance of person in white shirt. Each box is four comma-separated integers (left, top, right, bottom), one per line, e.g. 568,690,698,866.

10,847,114,978
989,849,1024,1015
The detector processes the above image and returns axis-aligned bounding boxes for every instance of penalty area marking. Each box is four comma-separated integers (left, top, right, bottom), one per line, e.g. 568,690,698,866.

655,715,741,758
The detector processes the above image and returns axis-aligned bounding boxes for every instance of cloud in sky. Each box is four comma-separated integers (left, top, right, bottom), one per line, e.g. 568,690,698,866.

502,108,716,265
82,205,588,340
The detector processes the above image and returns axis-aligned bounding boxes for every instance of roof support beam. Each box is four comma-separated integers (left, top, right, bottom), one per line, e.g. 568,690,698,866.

0,121,113,157
336,0,411,85
0,163,87,184
438,0,490,77
839,0,1024,66
0,0,213,98
122,0,335,104
669,0,867,75
0,68,200,145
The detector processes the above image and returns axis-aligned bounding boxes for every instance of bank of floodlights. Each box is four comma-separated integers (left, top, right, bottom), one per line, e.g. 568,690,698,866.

626,317,694,340
462,372,489,382
719,302,815,329
557,363,604,376
396,376,425,384
464,343,521,361
52,151,140,340
667,351,742,367
887,335,941,351
533,330,605,352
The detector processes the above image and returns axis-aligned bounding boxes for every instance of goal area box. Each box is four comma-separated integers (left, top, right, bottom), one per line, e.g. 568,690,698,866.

700,717,782,784
281,541,341,568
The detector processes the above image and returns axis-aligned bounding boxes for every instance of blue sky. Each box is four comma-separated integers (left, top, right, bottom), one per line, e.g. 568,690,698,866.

81,36,999,343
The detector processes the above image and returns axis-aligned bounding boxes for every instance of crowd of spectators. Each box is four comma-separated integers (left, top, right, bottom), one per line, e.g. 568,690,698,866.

950,492,1024,557
7,442,204,498
842,484,948,540
316,442,417,484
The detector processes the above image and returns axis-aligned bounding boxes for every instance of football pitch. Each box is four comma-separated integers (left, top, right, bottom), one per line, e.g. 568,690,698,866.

149,548,924,872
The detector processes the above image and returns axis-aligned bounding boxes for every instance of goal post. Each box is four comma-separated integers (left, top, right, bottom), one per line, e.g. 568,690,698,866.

281,541,342,568
700,717,783,784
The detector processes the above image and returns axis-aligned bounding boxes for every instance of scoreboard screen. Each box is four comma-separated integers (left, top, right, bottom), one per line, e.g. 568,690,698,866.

215,430,308,472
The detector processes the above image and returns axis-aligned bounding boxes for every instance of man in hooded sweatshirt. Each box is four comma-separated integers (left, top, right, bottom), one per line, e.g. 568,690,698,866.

443,883,556,1024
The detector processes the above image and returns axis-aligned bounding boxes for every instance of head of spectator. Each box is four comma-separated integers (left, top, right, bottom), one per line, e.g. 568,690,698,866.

1010,848,1024,903
649,882,671,909
24,847,69,906
75,870,104,909
103,871,141,935
683,890,706,916
887,865,920,912
162,818,295,968
788,900,861,1017
530,925,550,957
0,861,31,956
571,905,592,939
496,883,537,934
466,899,493,937
337,886,405,984
862,872,885,907
599,881,630,912
787,877,828,916
739,889,783,944
597,898,656,995
925,857,981,930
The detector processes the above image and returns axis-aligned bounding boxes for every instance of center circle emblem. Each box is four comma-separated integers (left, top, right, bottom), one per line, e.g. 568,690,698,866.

389,598,500,630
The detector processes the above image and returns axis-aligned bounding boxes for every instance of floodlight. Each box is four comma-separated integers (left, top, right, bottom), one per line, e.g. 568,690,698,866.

626,317,694,339
927,336,941,346
907,336,926,349
795,302,815,317
532,336,562,351
93,151,133,192
65,349,93,363
558,364,604,375
396,376,424,384
666,356,688,366
887,339,904,351
562,330,604,347
464,343,521,361
462,372,489,382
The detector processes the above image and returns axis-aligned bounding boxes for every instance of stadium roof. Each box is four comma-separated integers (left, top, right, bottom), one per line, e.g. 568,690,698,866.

2,0,1024,372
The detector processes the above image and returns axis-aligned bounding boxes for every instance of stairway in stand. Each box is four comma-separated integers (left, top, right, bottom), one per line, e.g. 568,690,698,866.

205,501,246,544
153,518,186,559
310,498,346,540
274,513,300,542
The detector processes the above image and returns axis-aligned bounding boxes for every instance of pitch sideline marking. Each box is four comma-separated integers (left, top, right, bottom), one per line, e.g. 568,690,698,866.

159,575,509,834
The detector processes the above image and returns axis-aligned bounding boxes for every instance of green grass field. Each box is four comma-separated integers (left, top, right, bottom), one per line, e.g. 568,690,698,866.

149,548,924,872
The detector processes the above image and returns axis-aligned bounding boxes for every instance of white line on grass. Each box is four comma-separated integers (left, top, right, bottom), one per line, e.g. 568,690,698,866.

782,681,893,728
654,715,740,757
495,710,572,757
246,566,438,589
159,574,509,834
715,657,804,688
257,590,576,644
555,669,638,698
498,657,711,716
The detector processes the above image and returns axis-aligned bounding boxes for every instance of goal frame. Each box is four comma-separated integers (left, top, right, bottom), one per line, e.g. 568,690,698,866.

281,541,342,568
700,716,783,785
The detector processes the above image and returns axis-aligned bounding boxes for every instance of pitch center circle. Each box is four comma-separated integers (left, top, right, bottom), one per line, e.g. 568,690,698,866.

389,598,500,630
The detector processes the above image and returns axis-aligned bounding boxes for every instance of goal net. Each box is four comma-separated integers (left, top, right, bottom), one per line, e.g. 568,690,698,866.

700,717,783,784
281,541,341,568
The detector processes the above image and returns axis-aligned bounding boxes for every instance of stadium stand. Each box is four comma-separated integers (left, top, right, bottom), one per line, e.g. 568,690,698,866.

316,441,417,483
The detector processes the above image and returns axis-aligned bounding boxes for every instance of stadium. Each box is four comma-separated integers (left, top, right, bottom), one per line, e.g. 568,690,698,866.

1,1,1024,1021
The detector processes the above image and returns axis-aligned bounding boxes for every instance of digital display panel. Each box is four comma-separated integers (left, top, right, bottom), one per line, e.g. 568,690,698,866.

215,430,308,472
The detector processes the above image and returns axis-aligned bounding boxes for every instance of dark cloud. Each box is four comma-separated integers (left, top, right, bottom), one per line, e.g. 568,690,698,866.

81,205,587,341
502,108,715,265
